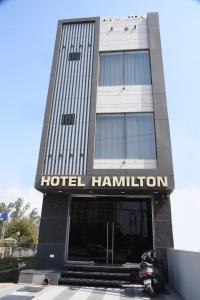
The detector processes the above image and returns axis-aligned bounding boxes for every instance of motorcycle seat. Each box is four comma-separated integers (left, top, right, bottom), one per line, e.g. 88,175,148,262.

140,262,154,268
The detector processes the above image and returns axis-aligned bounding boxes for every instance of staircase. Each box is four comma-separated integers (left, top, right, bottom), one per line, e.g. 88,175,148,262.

58,264,140,288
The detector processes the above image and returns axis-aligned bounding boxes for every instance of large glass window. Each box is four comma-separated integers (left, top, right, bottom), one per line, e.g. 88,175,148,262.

68,198,153,263
99,51,151,86
95,113,156,159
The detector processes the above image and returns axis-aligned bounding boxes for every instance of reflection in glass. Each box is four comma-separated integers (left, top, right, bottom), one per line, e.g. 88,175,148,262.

95,113,156,160
68,198,153,264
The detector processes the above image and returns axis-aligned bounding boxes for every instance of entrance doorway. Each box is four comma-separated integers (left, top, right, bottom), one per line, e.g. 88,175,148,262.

67,197,153,264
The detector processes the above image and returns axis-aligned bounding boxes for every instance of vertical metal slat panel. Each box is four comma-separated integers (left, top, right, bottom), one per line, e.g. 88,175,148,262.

43,21,95,175
43,25,66,175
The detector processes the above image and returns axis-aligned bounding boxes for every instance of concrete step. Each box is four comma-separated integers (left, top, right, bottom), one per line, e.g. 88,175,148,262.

63,263,139,273
61,270,131,280
58,277,128,288
59,263,140,288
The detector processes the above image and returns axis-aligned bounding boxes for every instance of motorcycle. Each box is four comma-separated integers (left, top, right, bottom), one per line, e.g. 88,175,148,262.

138,250,164,297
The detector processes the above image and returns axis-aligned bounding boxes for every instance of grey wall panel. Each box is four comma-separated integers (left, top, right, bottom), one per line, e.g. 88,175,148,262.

42,21,95,175
35,194,70,269
147,12,174,189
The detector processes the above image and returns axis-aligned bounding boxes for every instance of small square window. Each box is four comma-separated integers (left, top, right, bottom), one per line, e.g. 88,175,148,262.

68,52,81,61
61,114,75,125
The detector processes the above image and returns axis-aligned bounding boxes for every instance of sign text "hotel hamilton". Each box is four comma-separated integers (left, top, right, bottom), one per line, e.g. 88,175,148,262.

40,176,168,188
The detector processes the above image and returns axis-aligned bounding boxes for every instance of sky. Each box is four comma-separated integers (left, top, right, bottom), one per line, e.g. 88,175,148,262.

0,0,200,251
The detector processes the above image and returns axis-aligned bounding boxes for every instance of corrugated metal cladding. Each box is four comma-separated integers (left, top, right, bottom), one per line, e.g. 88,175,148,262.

43,21,95,175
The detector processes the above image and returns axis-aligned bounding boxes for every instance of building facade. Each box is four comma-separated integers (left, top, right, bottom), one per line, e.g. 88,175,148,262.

35,13,174,270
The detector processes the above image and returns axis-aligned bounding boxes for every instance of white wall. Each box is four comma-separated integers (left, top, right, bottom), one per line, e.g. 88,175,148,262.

168,248,200,300
96,85,153,113
94,159,156,169
100,16,149,51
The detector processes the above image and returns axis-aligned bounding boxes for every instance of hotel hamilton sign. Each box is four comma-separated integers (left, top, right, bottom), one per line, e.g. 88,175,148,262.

40,176,168,188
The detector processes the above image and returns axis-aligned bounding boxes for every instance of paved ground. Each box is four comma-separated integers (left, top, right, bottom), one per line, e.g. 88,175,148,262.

0,284,183,300
0,284,13,290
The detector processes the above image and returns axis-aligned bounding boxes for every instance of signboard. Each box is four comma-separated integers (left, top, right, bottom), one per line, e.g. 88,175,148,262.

40,175,168,188
0,212,8,221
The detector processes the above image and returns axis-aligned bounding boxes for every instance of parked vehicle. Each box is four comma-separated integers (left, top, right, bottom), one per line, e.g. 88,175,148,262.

138,250,164,297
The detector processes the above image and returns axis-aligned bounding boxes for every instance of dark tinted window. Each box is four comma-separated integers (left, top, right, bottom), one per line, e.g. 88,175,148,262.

61,114,75,125
68,52,81,61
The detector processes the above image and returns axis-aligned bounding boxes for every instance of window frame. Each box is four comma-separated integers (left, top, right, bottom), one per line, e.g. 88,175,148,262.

98,50,152,86
95,112,157,160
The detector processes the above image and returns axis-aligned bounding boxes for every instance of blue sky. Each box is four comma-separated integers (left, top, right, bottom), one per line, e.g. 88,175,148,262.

0,0,200,250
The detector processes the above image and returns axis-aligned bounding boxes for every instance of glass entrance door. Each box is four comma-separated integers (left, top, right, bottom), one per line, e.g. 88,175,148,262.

106,221,115,264
67,197,152,264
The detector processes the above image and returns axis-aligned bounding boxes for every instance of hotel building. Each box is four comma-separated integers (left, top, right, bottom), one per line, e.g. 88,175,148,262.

35,13,174,278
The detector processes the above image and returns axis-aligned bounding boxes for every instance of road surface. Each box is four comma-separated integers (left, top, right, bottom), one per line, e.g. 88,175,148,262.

0,284,183,299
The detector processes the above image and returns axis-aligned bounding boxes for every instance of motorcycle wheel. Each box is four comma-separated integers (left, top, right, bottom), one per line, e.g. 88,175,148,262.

145,282,156,297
